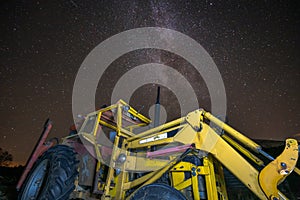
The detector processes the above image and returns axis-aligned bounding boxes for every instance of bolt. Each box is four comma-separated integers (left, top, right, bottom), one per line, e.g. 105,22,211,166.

280,162,287,169
117,153,126,164
115,168,121,176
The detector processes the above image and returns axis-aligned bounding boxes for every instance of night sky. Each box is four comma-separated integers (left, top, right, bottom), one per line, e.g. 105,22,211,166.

1,0,299,165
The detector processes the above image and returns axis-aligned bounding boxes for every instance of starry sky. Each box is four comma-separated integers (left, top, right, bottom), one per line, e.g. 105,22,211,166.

0,0,299,165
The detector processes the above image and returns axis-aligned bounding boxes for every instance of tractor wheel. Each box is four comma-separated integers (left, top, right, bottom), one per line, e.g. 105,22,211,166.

130,183,187,200
18,145,78,200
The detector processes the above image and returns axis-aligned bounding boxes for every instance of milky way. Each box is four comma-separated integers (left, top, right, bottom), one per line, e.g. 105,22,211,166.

0,0,299,164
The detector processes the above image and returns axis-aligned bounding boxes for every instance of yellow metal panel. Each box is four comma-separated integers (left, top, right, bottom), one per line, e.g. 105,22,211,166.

103,134,121,198
124,155,169,171
214,159,228,200
174,178,191,190
185,109,203,131
109,176,119,197
197,166,210,175
174,125,197,144
114,141,130,199
191,172,200,200
171,161,193,171
170,161,193,190
172,172,186,187
128,124,185,148
203,156,218,200
128,137,174,149
196,124,267,199
127,117,185,142
259,139,298,199
114,171,127,199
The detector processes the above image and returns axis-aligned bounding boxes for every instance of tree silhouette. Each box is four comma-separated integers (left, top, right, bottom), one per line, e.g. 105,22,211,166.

0,148,13,167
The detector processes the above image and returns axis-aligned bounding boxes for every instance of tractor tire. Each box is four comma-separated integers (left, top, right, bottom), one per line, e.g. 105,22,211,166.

18,145,79,200
130,183,187,200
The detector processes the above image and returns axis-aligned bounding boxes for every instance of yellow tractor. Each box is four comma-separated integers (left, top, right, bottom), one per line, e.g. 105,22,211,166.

17,98,299,199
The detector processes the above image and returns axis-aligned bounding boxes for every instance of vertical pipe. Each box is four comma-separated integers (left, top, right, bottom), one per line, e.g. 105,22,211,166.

151,86,161,152
154,86,160,128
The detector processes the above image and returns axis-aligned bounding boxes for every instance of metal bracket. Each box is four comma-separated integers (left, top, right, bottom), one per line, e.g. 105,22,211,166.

186,110,203,132
259,139,299,200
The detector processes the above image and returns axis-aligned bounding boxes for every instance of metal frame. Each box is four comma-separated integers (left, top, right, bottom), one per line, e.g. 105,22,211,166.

63,100,298,200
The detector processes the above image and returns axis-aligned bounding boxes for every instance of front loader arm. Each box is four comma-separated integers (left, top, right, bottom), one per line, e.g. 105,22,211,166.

187,111,299,200
191,122,268,199
259,139,299,200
